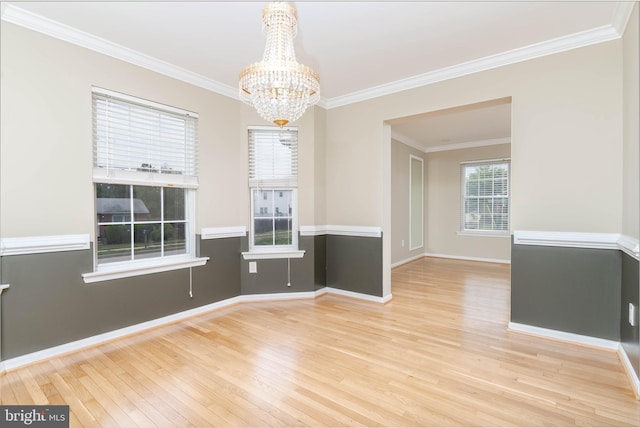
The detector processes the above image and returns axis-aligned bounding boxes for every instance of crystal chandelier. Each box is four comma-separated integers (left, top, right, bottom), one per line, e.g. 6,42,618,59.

239,2,320,128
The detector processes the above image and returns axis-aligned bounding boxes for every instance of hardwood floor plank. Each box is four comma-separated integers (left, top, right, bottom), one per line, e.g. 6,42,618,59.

1,257,638,426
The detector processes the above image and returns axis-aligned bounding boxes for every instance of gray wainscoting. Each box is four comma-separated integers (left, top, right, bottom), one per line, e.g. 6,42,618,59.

1,231,381,361
240,235,321,294
0,236,241,360
511,241,621,341
326,234,383,297
314,234,327,291
621,252,639,378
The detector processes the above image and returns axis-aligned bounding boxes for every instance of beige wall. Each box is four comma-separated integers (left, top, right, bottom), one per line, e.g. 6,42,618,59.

0,20,629,245
0,22,323,239
425,144,511,262
623,4,639,240
391,140,426,264
313,107,327,225
326,41,623,235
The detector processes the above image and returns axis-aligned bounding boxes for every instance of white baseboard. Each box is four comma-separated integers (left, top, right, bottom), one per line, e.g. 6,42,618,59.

391,254,425,268
509,323,640,398
325,287,392,303
508,322,619,350
1,295,244,372
618,343,640,400
239,290,319,302
0,287,387,372
425,253,511,265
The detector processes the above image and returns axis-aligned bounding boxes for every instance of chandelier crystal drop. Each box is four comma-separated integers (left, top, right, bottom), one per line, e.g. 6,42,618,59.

239,2,320,128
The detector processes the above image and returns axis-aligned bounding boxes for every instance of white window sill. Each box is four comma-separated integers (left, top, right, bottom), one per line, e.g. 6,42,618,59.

242,250,305,260
82,256,209,284
457,231,510,238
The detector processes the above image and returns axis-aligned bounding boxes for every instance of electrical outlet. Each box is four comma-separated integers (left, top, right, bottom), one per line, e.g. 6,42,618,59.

629,303,637,327
401,240,405,247
249,261,257,274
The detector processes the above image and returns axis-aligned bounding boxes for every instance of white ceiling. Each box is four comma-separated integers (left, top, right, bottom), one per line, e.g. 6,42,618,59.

1,1,633,150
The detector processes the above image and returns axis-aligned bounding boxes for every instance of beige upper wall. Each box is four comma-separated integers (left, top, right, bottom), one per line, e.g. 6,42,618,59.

0,22,322,238
1,20,629,238
623,3,639,240
326,40,623,234
425,144,511,262
313,107,327,225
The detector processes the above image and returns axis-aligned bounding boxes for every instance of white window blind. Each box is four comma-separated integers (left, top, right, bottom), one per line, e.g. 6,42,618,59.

248,126,298,187
460,159,510,233
92,87,198,188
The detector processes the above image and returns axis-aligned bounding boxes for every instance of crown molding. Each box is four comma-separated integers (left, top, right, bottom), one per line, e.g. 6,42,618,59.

2,4,626,110
425,137,511,153
390,131,425,153
391,134,511,154
0,4,239,100
326,24,620,109
612,1,636,36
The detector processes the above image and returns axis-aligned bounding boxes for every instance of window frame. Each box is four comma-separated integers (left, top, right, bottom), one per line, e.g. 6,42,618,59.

249,188,299,252
244,126,304,259
84,88,206,283
459,158,511,237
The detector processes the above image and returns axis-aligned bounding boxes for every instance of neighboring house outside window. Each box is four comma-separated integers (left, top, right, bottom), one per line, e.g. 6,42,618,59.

460,159,510,234
92,87,198,268
248,126,298,251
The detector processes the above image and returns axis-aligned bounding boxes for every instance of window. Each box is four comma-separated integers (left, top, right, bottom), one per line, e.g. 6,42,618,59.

248,126,298,251
461,159,510,234
96,184,187,264
91,87,198,269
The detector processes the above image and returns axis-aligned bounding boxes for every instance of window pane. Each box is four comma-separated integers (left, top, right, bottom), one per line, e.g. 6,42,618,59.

494,198,508,215
134,224,162,260
254,190,273,217
133,186,160,221
275,218,292,245
275,190,292,217
465,198,479,215
165,222,187,256
164,187,185,221
254,219,274,246
97,224,131,263
479,179,492,196
96,184,131,224
494,178,508,196
466,180,478,197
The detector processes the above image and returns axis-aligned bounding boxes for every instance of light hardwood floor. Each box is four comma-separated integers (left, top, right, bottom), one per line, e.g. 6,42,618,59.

2,257,639,426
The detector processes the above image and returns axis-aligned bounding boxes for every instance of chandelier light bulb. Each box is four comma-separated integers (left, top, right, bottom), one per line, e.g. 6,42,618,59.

239,2,320,127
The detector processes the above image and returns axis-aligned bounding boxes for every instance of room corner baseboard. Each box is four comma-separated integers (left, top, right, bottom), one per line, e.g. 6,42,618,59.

1,287,388,373
425,253,511,264
325,287,392,303
618,344,640,400
507,322,619,350
391,254,425,268
0,296,244,372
